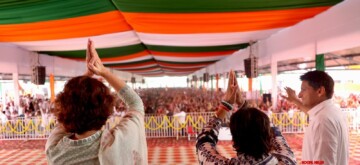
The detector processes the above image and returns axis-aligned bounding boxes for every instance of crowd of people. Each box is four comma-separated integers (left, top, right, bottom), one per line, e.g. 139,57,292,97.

139,88,223,115
0,95,53,123
1,86,359,122
335,93,360,108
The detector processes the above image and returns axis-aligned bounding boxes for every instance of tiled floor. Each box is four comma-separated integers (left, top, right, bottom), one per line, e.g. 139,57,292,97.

0,134,359,165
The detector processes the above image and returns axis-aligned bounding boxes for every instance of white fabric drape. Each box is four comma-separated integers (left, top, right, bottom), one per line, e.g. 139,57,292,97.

137,29,281,46
12,31,140,51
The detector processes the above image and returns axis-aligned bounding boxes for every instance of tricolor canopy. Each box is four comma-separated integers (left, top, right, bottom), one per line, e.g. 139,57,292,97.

0,0,342,76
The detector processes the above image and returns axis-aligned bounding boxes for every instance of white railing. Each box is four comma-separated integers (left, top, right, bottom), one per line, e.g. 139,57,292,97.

106,112,213,139
1,110,359,140
271,112,308,133
0,117,55,140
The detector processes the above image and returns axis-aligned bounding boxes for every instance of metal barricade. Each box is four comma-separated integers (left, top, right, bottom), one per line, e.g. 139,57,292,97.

1,110,359,140
0,117,56,140
271,111,308,133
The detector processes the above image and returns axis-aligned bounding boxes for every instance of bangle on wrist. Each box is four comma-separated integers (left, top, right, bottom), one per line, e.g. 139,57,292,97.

271,126,282,137
221,100,233,111
219,104,231,112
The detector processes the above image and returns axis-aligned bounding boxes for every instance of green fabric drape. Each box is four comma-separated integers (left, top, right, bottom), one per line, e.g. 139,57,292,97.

0,0,116,24
105,59,217,67
0,0,342,24
156,60,217,64
147,43,249,52
41,44,146,58
105,59,156,67
0,0,43,7
41,43,249,58
111,0,342,12
120,65,159,71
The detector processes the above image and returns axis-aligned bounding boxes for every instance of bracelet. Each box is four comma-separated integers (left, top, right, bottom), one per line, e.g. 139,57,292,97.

221,100,233,111
271,126,282,137
219,104,231,112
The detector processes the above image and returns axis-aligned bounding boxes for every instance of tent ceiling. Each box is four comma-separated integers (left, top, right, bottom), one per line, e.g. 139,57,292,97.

0,0,343,76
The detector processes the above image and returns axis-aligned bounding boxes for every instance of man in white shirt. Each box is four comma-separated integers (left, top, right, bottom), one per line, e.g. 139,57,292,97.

283,70,349,165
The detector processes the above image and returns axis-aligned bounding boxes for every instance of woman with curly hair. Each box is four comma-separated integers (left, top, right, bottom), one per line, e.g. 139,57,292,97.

196,71,297,165
45,39,147,165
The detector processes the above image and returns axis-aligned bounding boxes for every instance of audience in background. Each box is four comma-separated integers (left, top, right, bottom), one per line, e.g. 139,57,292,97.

1,86,359,121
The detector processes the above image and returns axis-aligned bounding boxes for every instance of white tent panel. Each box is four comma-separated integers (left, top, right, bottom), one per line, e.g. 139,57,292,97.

200,0,360,76
0,43,137,80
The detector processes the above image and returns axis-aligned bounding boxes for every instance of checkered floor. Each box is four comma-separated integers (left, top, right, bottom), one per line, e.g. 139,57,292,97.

0,134,359,165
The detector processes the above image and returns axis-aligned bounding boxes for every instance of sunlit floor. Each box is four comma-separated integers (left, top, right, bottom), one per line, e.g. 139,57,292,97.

0,134,359,165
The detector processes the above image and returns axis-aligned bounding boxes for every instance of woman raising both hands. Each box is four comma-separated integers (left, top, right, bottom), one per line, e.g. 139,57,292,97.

45,39,147,165
196,70,297,165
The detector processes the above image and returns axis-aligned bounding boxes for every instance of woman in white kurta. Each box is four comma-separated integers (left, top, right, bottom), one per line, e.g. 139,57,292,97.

45,40,147,165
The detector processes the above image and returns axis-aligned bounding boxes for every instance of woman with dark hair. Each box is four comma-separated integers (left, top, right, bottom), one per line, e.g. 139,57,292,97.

45,40,147,165
196,71,296,165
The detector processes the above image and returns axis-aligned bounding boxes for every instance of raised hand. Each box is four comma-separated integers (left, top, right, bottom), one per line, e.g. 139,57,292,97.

281,87,309,112
223,70,238,104
84,39,94,76
216,70,241,123
281,87,298,103
87,39,107,76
